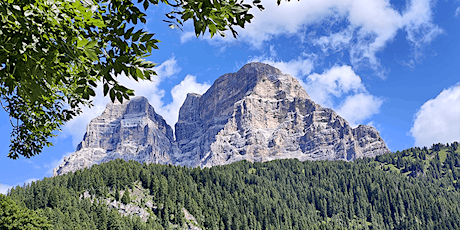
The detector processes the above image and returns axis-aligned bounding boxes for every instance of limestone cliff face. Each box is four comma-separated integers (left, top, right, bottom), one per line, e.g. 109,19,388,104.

175,62,389,167
54,62,389,175
53,97,180,176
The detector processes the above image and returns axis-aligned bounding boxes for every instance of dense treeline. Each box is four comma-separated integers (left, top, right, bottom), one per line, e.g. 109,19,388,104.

4,142,460,229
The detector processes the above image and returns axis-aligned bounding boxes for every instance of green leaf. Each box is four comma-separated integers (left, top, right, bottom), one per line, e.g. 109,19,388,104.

132,30,143,42
90,18,105,27
194,18,204,36
77,38,88,48
116,92,123,103
140,33,154,42
88,80,97,87
86,40,98,49
103,84,109,96
136,68,144,80
83,49,98,61
125,27,135,39
77,79,86,85
109,88,115,102
88,88,95,97
208,23,217,37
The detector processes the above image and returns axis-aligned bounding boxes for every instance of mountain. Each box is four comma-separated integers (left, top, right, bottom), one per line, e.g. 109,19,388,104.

176,62,388,167
54,62,389,175
54,96,180,176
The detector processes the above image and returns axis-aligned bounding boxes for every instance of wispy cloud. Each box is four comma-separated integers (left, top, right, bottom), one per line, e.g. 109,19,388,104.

180,31,196,44
411,83,460,147
249,54,316,81
182,0,441,76
25,159,41,169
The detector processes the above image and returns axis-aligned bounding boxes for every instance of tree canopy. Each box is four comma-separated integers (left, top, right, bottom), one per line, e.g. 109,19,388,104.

6,142,460,229
0,0,264,159
0,194,52,230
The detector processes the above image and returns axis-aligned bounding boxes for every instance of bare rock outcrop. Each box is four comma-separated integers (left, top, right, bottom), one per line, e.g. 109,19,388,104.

175,62,389,167
54,62,389,175
53,96,180,176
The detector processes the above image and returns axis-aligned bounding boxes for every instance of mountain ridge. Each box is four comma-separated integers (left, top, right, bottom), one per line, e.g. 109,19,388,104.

54,62,389,176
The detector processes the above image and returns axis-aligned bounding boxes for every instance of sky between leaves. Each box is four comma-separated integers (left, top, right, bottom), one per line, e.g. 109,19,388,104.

1,0,460,194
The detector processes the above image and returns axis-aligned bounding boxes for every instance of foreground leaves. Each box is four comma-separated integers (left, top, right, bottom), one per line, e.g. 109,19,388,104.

0,0,264,159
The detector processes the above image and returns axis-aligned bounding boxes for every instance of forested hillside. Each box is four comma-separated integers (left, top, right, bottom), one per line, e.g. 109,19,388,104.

3,142,460,230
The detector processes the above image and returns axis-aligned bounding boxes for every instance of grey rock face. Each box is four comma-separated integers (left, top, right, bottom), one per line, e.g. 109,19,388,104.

54,62,389,175
53,96,180,176
175,62,389,167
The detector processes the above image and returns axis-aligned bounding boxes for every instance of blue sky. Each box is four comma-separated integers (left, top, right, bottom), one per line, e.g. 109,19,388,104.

1,0,460,194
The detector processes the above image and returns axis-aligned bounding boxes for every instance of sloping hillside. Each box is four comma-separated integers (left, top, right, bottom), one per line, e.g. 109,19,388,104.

4,142,460,229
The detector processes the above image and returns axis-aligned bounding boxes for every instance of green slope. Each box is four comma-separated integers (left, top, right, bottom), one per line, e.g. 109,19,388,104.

4,142,460,230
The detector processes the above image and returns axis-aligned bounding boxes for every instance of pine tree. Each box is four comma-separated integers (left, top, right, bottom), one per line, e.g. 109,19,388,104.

121,190,131,205
115,189,121,202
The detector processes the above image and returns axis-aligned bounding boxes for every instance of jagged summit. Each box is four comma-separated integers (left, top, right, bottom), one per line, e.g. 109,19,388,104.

77,96,174,151
175,62,388,167
54,63,389,175
54,96,180,176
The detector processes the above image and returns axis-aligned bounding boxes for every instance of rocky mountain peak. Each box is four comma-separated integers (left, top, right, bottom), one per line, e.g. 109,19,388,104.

175,62,388,167
54,96,179,176
54,63,389,175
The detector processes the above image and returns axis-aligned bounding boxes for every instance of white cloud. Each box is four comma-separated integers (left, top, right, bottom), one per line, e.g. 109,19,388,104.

180,31,196,43
410,84,460,147
304,65,366,108
153,75,211,128
403,0,444,61
0,183,13,195
249,55,315,80
153,57,182,78
304,65,384,127
456,7,460,17
269,45,277,59
336,93,384,127
183,0,441,74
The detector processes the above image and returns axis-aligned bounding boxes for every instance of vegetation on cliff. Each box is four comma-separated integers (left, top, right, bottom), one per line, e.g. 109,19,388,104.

4,142,460,229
